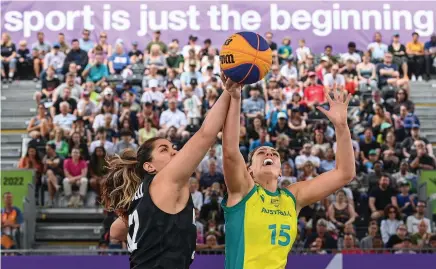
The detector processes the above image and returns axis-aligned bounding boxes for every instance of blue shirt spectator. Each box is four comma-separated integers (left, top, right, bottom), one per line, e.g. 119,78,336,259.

109,44,130,74
79,29,94,52
243,88,265,118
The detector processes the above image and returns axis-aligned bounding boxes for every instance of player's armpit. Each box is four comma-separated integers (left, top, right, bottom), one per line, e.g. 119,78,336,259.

110,217,129,242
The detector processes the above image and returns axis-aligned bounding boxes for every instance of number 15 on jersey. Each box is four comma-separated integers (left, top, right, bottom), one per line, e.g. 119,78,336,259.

268,224,291,246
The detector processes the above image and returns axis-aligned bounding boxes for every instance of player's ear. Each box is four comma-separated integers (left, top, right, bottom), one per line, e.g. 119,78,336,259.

247,166,254,179
143,162,156,174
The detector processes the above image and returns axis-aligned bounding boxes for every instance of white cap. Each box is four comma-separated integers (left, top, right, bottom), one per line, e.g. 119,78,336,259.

149,79,158,88
320,56,330,62
103,87,113,96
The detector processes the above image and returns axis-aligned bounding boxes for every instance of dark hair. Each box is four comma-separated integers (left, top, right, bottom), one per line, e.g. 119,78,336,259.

71,39,79,44
90,146,108,177
59,33,65,36
25,146,42,164
384,204,401,220
101,137,162,219
325,45,332,50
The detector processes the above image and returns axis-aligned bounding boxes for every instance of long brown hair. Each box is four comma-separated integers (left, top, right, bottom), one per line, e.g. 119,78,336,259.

101,137,161,219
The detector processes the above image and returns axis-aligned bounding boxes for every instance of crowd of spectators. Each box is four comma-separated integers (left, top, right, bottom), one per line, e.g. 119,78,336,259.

2,28,436,253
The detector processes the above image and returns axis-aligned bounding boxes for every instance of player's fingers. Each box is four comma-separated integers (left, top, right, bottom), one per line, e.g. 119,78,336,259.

317,105,329,116
324,88,333,104
333,88,339,102
344,92,352,106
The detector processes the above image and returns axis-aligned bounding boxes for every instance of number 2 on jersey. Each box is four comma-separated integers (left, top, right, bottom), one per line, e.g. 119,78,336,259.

127,210,139,252
268,224,291,246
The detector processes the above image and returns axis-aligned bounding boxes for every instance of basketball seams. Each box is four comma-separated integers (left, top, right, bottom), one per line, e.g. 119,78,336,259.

221,61,261,71
221,47,271,66
237,34,261,84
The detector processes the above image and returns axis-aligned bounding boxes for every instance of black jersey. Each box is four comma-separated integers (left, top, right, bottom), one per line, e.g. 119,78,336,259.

127,175,197,269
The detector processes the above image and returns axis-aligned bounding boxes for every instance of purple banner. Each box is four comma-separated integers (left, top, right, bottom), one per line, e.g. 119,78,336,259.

1,1,435,52
3,254,436,269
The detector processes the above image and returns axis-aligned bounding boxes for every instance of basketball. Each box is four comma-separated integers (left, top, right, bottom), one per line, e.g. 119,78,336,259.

220,31,272,85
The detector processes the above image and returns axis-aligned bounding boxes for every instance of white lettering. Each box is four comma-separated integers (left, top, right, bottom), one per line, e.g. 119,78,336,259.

23,11,44,38
66,10,81,31
312,9,332,37
392,10,412,31
81,5,95,30
291,10,311,31
340,9,361,30
413,10,433,36
4,11,23,32
241,10,261,31
362,10,382,30
220,4,241,31
112,10,130,31
137,4,148,36
169,10,187,31
207,5,221,31
103,4,111,30
187,5,200,30
45,11,66,31
270,4,291,31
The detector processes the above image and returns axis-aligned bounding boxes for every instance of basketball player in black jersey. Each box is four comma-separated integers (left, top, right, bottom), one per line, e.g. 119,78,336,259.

101,74,241,269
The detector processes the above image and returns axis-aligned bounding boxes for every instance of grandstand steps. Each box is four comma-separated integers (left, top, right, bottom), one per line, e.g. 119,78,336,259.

410,80,436,145
35,223,103,241
37,207,105,222
1,133,25,168
1,116,30,129
33,241,100,251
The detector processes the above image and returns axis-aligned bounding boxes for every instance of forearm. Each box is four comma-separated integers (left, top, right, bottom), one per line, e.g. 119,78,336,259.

223,95,241,156
199,91,230,139
334,125,355,179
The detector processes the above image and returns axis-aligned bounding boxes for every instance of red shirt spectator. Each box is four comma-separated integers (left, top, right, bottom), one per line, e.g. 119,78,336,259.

64,156,87,177
304,85,325,104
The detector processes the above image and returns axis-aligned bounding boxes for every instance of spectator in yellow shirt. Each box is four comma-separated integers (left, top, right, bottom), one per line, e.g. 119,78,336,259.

406,32,425,81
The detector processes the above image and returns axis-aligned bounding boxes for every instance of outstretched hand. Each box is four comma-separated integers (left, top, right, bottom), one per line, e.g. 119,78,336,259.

221,72,242,99
317,89,352,127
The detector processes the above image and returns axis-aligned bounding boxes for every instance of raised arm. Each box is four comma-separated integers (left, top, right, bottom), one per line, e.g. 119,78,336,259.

154,75,237,190
222,86,254,202
288,90,356,209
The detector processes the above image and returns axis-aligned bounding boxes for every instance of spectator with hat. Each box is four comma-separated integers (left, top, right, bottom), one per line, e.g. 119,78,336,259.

128,41,143,64
77,91,97,124
181,59,203,88
269,111,291,143
41,42,65,79
280,57,298,81
182,35,201,58
114,128,138,154
141,79,165,109
406,32,425,81
341,42,362,64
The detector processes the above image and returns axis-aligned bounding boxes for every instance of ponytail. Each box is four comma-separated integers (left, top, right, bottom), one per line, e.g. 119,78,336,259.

101,149,141,219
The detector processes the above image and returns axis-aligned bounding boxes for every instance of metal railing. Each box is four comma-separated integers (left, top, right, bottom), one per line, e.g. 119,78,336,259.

22,183,37,249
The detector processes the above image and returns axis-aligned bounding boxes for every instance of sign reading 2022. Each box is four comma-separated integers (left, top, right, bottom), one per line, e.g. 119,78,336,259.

3,177,24,185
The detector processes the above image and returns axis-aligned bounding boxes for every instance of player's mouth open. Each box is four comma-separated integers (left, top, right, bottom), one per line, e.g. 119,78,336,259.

263,159,274,166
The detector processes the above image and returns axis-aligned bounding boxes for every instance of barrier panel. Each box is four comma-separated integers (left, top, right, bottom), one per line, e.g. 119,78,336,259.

3,253,436,269
1,169,34,211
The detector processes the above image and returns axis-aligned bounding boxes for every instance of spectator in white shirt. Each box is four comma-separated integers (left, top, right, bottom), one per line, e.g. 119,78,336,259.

190,178,203,210
77,91,97,124
183,85,202,126
92,101,118,132
280,58,298,81
295,143,321,172
341,42,362,64
295,39,311,64
53,102,76,132
323,64,345,91
406,201,432,234
159,97,189,138
182,35,201,58
367,32,388,63
53,72,83,102
42,43,65,75
89,127,115,155
141,79,165,108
